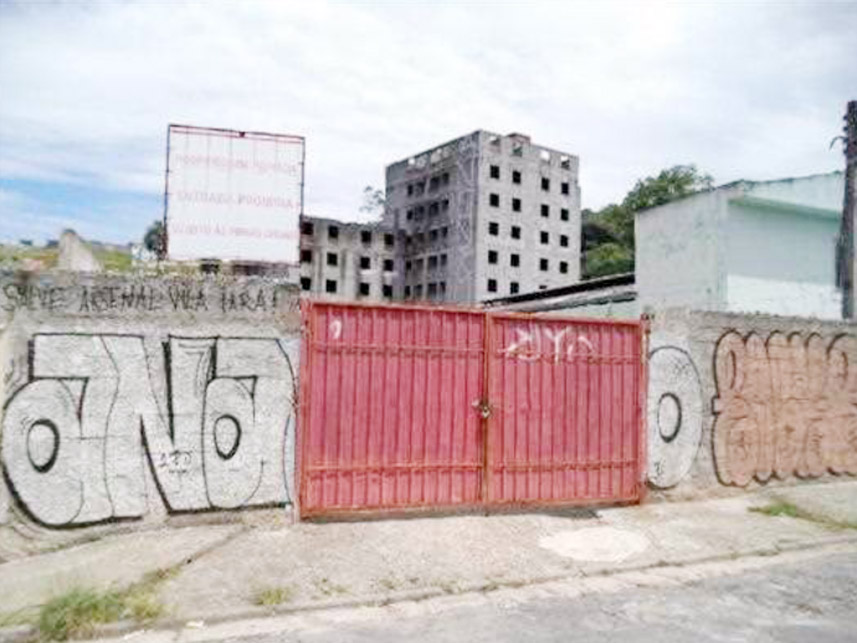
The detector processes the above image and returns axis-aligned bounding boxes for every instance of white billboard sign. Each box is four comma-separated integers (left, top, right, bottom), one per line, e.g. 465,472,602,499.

165,124,304,263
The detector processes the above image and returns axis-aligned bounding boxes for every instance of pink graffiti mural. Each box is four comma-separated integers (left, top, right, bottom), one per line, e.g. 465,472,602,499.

712,331,857,485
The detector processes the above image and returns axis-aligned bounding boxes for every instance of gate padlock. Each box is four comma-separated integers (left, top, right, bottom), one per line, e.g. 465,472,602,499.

471,398,492,419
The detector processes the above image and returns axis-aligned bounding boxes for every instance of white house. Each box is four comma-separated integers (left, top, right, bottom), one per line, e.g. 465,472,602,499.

635,171,845,319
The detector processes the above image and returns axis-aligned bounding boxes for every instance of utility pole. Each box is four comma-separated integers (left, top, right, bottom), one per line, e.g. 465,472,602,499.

838,101,857,319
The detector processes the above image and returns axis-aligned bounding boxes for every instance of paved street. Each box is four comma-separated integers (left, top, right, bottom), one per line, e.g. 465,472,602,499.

149,547,857,643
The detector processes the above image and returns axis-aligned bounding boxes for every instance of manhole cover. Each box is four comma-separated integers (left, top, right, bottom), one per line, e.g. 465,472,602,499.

539,527,650,562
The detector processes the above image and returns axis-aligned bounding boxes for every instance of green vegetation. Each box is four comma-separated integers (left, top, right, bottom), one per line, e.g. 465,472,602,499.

750,500,857,530
0,607,38,629
143,220,166,258
0,242,134,274
0,245,59,270
750,501,802,518
93,248,133,272
583,165,713,279
37,588,125,641
24,566,179,641
313,577,348,597
252,585,295,607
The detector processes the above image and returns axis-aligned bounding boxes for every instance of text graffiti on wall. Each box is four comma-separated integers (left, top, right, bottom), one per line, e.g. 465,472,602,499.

712,330,857,486
502,326,593,362
1,334,296,527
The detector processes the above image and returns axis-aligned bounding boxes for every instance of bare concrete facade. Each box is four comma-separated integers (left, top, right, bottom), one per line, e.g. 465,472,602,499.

298,216,398,302
385,131,581,303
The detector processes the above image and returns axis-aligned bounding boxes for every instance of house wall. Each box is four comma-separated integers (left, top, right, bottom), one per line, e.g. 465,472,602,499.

0,272,300,559
723,175,844,319
647,307,857,498
635,189,730,314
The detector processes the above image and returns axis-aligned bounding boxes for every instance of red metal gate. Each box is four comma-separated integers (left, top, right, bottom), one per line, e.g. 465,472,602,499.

299,301,646,517
485,315,644,506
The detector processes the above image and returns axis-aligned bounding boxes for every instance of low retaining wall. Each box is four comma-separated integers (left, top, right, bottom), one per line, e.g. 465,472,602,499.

0,272,300,559
4,278,855,555
647,308,857,498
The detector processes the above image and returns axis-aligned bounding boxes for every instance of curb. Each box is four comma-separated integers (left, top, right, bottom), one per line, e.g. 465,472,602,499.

3,531,856,643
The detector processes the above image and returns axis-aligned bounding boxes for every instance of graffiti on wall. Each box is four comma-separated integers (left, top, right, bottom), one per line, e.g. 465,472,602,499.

647,346,703,488
713,330,857,485
501,326,593,362
1,333,296,527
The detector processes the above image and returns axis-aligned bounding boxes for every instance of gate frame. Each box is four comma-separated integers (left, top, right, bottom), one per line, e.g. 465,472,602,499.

297,299,649,519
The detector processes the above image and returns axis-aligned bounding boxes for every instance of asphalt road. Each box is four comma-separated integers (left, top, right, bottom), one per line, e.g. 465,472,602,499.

208,549,857,643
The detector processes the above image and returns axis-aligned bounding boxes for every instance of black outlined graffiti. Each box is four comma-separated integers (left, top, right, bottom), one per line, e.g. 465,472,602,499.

647,345,703,488
1,333,296,527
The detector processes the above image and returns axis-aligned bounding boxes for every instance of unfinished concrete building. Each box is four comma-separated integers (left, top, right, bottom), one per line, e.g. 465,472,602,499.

384,131,581,303
299,216,398,301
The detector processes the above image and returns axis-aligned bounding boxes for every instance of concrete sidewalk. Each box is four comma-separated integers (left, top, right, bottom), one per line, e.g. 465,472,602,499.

1,480,856,640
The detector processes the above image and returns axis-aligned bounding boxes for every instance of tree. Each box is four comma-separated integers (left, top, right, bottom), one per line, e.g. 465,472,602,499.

143,220,166,258
359,186,385,218
621,165,713,213
583,165,713,279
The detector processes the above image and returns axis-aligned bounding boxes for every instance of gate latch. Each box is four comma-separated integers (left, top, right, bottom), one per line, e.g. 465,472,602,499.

472,398,493,419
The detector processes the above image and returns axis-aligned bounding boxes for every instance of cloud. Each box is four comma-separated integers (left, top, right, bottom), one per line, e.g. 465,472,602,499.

0,0,855,244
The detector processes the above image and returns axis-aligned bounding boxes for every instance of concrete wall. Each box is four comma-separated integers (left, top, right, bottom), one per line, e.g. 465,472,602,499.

636,189,730,314
0,272,300,558
647,308,857,499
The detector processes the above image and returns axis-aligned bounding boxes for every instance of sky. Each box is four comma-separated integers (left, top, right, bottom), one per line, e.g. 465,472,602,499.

0,0,856,245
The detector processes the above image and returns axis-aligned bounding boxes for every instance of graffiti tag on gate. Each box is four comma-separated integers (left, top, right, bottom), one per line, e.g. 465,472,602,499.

502,326,593,363
1,334,296,527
